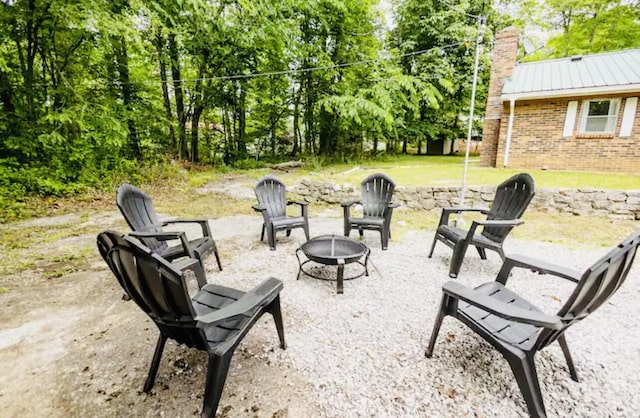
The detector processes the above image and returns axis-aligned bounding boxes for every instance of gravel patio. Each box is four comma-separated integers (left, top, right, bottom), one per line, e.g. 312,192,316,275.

1,212,639,417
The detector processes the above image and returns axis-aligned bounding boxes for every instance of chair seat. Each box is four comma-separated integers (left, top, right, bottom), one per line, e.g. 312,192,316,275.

349,217,385,227
438,225,502,250
271,216,306,229
161,237,216,260
192,284,251,349
458,282,541,350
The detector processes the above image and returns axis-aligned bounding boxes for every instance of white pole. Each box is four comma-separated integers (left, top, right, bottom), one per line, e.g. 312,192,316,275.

459,16,486,212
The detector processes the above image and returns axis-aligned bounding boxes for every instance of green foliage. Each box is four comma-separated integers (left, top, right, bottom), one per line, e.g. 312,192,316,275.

510,0,640,60
232,158,266,170
0,0,507,210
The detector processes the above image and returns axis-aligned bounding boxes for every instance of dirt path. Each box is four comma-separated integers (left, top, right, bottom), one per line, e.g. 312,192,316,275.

0,248,318,418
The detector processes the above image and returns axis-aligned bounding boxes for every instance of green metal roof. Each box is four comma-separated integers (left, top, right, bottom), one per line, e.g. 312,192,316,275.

502,48,640,100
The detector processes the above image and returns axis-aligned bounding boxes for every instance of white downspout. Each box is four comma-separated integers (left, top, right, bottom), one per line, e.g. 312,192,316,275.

503,98,516,167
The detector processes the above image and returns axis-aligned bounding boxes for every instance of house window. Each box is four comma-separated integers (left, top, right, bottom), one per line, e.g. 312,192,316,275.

579,99,620,134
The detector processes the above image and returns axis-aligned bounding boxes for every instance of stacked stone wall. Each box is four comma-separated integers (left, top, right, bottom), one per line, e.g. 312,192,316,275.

293,180,640,220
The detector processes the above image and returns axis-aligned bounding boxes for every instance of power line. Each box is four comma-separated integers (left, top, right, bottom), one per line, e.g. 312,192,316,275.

121,41,467,87
435,0,481,19
31,41,467,89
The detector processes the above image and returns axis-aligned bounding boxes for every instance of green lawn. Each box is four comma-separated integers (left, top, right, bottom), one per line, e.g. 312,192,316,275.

248,155,640,190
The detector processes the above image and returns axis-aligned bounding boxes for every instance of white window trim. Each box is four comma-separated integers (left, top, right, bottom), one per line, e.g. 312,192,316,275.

578,98,620,134
620,97,638,137
563,101,578,137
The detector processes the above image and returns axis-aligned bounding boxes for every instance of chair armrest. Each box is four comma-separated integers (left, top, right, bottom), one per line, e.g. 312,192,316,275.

497,254,582,284
442,281,564,329
252,204,266,212
388,202,400,209
129,231,195,258
163,219,212,238
341,199,361,208
438,207,490,226
287,200,308,207
195,278,283,327
472,219,525,227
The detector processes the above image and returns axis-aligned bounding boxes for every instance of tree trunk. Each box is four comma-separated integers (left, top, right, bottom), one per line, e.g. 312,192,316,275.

113,36,141,159
292,89,300,156
168,33,188,159
417,139,422,155
318,106,337,155
236,83,247,158
0,68,15,114
154,28,176,150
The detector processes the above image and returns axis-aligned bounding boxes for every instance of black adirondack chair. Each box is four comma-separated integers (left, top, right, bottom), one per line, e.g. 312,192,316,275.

342,173,399,250
97,230,286,418
116,183,222,271
253,175,310,250
428,173,535,278
426,229,640,418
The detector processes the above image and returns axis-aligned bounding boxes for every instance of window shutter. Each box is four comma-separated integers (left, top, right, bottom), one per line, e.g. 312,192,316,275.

563,101,578,137
619,97,638,137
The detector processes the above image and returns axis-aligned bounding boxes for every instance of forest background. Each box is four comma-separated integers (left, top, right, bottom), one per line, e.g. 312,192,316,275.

1,0,639,221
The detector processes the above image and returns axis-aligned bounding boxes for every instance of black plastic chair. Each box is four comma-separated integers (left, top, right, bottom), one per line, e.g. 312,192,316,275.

116,183,222,271
428,173,535,277
342,173,399,250
97,230,286,418
426,229,640,417
253,175,310,250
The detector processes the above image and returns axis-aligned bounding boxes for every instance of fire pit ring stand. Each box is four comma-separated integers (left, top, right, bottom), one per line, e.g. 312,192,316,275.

295,235,370,294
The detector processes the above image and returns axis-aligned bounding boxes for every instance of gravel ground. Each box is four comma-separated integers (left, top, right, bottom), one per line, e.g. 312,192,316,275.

202,215,640,418
2,213,638,417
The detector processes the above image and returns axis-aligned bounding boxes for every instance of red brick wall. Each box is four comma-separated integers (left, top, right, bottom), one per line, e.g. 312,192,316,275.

480,27,519,167
495,94,640,172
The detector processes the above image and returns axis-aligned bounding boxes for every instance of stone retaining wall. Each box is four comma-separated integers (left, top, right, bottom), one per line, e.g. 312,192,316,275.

292,179,640,220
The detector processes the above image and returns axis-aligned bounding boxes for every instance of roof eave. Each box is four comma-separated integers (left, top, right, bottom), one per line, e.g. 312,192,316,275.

502,84,640,101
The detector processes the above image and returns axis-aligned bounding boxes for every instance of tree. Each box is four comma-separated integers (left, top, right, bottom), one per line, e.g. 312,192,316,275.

391,0,498,153
507,0,640,60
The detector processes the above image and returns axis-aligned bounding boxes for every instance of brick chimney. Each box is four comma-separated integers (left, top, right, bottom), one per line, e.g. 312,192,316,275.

480,27,519,167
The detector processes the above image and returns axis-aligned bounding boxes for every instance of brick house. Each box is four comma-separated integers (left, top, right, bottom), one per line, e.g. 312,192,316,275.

481,28,640,173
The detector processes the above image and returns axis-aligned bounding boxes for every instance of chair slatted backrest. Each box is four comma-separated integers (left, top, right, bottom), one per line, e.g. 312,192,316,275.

482,173,535,243
116,184,167,253
537,230,640,350
97,231,207,350
361,173,395,218
255,176,287,218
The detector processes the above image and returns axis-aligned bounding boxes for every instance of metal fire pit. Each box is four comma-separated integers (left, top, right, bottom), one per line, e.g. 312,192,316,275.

295,235,370,294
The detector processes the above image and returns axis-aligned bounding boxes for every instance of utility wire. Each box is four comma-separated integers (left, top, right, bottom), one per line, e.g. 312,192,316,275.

436,0,481,19
33,40,467,89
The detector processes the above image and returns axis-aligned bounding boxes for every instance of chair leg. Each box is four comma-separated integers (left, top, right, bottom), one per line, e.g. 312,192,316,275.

449,241,470,278
200,352,233,418
381,228,389,250
476,246,487,260
506,353,547,418
213,247,223,271
557,334,579,382
268,225,276,250
143,333,168,392
260,223,265,242
268,295,286,349
343,218,350,237
303,222,310,241
359,228,364,238
286,229,291,237
425,296,447,358
428,234,439,258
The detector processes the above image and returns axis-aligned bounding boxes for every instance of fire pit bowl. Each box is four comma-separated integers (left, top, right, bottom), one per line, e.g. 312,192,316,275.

296,235,370,294
300,235,368,265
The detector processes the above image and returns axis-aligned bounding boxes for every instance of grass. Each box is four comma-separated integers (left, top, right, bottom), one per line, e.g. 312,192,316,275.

228,155,640,190
0,155,637,290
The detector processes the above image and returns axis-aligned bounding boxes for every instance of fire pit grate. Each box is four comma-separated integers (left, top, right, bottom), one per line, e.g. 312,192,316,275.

296,235,370,294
